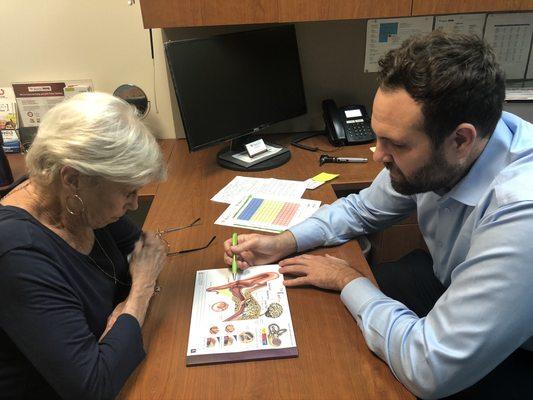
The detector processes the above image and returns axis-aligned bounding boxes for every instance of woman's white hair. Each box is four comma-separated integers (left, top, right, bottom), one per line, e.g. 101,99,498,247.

26,91,167,187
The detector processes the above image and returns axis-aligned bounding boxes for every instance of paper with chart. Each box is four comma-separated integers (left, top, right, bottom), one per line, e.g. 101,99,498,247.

186,264,297,365
211,176,307,204
365,16,433,73
215,195,321,233
434,13,485,36
484,13,533,80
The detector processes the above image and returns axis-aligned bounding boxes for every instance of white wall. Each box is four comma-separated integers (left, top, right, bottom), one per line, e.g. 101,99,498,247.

1,0,179,139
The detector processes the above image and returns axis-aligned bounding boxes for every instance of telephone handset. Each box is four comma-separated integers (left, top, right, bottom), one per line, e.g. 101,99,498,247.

322,99,375,146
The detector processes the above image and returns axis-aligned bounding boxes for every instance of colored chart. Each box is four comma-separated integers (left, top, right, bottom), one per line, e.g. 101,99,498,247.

234,197,299,227
215,195,321,233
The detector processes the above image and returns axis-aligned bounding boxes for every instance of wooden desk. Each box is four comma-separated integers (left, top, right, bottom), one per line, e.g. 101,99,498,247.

117,137,413,400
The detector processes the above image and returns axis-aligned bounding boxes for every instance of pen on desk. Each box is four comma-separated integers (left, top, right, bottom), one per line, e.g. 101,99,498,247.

231,232,238,281
336,157,368,163
319,154,368,165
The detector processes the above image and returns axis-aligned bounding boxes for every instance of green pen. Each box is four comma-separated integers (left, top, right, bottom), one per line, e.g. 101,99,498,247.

231,232,238,281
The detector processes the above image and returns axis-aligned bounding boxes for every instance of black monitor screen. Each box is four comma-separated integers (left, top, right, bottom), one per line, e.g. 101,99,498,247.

165,25,307,151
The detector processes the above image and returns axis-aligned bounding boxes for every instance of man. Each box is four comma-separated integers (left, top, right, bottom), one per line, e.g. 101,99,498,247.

224,32,533,399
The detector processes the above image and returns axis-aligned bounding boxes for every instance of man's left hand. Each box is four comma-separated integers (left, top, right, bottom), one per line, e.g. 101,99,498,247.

279,254,363,291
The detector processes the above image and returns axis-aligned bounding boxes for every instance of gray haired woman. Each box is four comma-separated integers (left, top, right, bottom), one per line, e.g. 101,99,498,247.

0,92,167,399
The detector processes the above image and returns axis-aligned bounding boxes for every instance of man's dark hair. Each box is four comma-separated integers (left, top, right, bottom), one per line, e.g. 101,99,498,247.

378,31,505,148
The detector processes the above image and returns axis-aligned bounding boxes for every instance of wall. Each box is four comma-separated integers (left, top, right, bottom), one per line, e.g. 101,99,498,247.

5,5,526,143
1,0,176,139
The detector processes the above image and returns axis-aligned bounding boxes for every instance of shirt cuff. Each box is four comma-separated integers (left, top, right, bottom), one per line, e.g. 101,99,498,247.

340,277,387,325
288,218,327,252
104,313,146,377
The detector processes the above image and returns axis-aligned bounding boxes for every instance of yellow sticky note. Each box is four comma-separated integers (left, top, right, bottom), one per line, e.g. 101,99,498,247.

311,172,339,183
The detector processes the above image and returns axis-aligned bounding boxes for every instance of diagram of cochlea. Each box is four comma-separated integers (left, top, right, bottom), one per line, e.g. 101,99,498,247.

206,272,284,321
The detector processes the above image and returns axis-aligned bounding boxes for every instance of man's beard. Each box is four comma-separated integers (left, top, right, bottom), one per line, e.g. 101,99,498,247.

384,148,463,195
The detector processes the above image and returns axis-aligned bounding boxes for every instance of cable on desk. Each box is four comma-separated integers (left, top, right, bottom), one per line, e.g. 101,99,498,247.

289,130,342,153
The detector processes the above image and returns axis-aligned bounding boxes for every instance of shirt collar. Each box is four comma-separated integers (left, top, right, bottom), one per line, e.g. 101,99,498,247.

443,115,513,206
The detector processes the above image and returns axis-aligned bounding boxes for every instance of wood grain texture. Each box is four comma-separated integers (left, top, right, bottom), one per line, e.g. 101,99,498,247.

369,219,428,265
139,0,278,28
279,0,412,22
412,0,533,15
118,138,414,399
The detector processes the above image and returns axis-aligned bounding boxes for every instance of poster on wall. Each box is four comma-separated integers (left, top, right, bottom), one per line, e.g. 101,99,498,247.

186,264,298,365
434,13,485,36
484,13,533,80
364,16,434,73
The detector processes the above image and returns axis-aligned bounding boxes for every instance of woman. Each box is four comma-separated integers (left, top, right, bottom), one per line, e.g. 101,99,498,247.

0,92,167,399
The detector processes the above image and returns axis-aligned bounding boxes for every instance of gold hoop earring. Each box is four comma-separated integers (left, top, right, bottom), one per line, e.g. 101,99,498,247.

65,194,86,216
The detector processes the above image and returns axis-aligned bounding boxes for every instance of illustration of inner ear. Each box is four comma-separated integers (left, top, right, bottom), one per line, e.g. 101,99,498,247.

206,272,279,321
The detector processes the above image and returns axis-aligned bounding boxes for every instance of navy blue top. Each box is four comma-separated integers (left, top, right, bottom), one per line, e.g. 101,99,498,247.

0,205,145,399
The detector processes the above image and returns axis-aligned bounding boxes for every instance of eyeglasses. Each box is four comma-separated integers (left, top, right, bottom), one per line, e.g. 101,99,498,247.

157,218,216,256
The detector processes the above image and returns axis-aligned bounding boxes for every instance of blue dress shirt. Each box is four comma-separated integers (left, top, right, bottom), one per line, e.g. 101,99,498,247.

289,112,533,399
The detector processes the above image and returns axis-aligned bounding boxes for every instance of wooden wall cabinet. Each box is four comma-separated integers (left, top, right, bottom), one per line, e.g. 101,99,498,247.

140,0,532,29
139,0,278,28
412,0,533,16
140,0,532,28
278,0,411,23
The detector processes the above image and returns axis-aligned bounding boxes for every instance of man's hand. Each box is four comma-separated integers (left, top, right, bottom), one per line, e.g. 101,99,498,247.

223,231,297,270
279,254,362,291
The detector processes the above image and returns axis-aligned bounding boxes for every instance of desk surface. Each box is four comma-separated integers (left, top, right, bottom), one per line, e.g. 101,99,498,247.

7,137,413,399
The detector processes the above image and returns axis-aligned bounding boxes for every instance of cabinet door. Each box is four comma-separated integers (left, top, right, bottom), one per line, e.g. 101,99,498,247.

279,0,412,22
139,0,278,28
412,0,533,15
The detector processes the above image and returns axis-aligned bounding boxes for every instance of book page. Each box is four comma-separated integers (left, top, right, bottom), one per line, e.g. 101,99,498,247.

186,265,297,365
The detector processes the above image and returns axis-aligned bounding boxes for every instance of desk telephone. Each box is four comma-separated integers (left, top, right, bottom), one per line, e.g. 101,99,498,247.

322,99,375,146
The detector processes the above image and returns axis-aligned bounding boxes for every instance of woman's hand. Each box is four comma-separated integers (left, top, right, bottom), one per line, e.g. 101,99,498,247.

128,233,167,290
118,233,166,328
223,231,297,270
279,253,362,291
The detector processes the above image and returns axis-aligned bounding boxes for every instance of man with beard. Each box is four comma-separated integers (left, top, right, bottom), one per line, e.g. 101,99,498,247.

224,31,533,399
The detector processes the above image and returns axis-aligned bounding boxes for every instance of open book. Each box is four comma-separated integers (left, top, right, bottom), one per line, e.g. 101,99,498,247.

186,264,298,365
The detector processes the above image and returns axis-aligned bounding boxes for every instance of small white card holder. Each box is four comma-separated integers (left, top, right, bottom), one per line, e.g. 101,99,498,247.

245,138,268,158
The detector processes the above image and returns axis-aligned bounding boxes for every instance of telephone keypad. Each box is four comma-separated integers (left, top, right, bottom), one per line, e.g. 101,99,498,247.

346,123,373,142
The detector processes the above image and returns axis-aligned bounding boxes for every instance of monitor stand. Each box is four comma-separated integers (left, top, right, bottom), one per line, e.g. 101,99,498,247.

217,137,291,172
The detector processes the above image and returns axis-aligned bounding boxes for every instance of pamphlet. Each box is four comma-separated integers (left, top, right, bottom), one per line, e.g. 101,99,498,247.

12,79,94,127
186,264,298,365
0,87,17,130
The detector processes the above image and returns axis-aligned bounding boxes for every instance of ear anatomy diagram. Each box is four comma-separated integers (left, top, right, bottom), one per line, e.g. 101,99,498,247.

265,302,283,318
187,265,297,365
206,272,279,321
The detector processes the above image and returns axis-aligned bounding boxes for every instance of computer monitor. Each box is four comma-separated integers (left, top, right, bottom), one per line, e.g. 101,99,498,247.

165,25,307,171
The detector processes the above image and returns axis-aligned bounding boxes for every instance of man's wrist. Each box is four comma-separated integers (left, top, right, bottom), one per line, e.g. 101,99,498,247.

278,230,297,257
338,269,363,290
